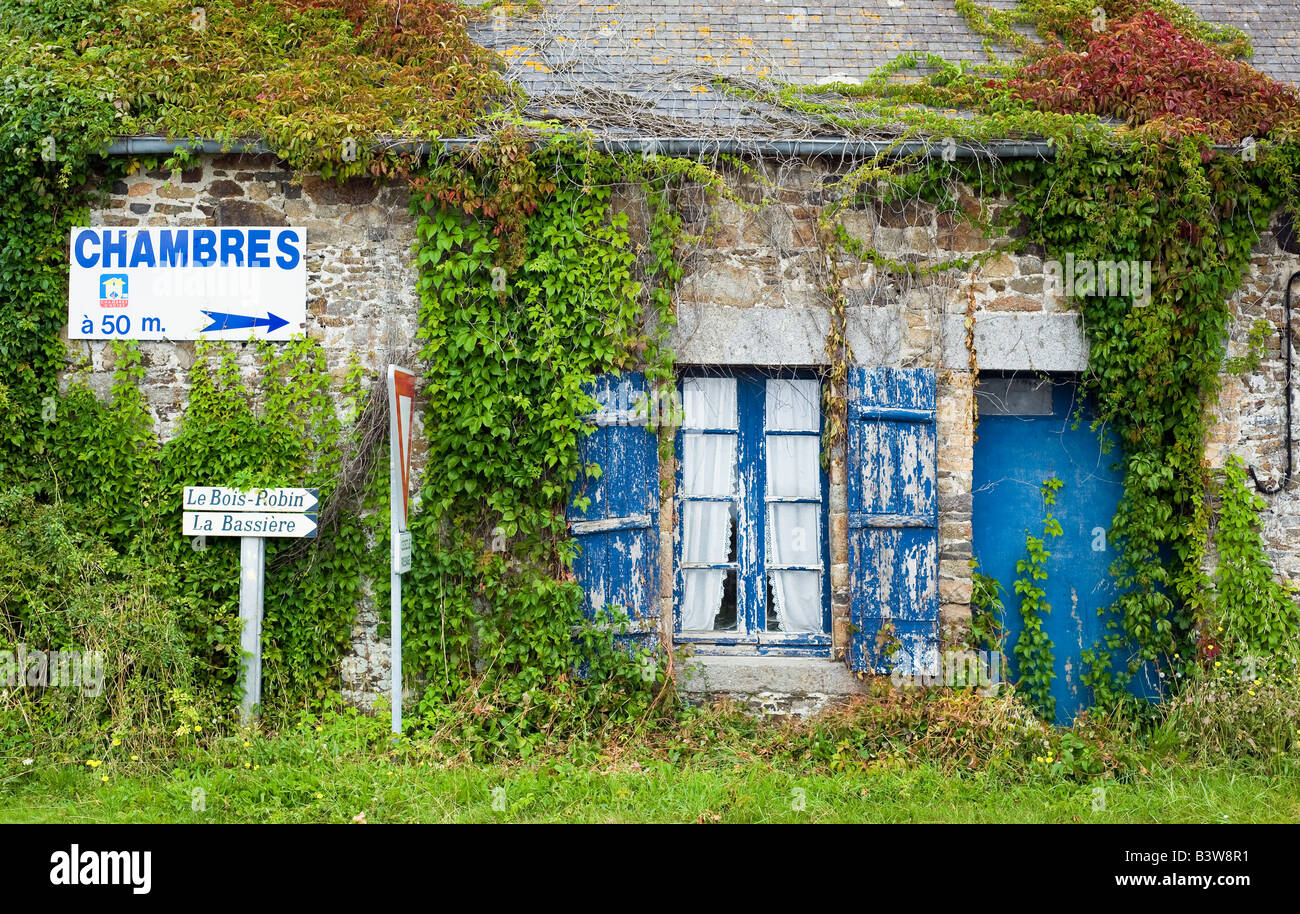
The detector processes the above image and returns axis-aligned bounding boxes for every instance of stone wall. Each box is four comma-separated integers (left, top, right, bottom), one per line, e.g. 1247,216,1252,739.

78,153,422,436
73,152,1300,706
662,159,1069,654
76,153,424,707
1207,233,1300,581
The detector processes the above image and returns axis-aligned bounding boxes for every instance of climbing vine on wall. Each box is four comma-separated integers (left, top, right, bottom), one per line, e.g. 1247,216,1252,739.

398,136,691,755
5,0,1300,743
744,0,1300,714
1013,477,1063,720
2,0,698,752
0,0,500,741
2,333,385,751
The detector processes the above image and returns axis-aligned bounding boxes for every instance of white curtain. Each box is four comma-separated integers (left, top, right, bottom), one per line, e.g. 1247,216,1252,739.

766,378,820,431
766,406,822,632
680,378,737,631
685,377,737,429
681,501,734,631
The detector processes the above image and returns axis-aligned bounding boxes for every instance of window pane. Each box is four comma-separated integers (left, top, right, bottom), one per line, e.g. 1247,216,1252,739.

682,501,735,564
682,569,737,632
684,377,737,429
768,570,822,633
765,378,820,431
975,377,1053,416
765,435,820,498
766,503,820,567
683,433,736,496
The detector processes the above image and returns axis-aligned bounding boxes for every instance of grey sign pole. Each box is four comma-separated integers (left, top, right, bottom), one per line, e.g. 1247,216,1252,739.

388,366,415,734
238,536,266,725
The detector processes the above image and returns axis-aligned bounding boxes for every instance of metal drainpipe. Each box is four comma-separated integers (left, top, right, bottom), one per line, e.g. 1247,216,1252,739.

1249,269,1299,494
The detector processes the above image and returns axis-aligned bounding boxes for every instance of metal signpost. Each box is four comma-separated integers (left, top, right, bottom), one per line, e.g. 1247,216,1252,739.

388,366,416,734
182,486,319,723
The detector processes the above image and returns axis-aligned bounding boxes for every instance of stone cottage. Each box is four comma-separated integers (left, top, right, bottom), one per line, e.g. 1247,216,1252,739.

73,1,1300,719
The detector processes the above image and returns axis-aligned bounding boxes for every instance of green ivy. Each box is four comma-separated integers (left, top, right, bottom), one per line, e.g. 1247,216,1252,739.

1212,456,1300,660
398,138,684,757
6,0,1300,749
969,560,1008,655
1013,476,1063,719
2,334,383,751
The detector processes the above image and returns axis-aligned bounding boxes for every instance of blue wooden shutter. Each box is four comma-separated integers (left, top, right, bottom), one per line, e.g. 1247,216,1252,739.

567,372,660,647
847,367,939,673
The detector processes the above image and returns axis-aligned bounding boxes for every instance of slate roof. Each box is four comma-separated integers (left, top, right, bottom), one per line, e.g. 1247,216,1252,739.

470,1,1300,137
1186,1,1300,79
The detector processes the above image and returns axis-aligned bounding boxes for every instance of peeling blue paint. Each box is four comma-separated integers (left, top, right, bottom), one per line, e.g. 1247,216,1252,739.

567,373,660,647
847,367,939,674
972,376,1159,723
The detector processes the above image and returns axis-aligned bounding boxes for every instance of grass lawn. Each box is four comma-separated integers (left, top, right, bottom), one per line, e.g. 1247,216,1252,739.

6,687,1299,824
3,747,1297,823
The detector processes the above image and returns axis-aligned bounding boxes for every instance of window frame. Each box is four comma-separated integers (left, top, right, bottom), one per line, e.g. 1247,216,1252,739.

672,367,832,656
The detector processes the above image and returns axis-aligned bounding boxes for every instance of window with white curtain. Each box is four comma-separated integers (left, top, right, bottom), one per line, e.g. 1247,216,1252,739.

676,372,828,651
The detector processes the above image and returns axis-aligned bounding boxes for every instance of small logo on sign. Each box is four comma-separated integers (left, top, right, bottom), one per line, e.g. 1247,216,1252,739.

99,273,128,309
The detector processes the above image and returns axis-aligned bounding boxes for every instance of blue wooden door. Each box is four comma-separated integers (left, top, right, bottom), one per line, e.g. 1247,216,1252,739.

972,376,1155,723
847,367,940,674
567,373,660,647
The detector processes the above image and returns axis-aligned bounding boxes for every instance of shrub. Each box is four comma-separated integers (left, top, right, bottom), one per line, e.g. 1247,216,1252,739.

1151,655,1300,765
0,490,219,765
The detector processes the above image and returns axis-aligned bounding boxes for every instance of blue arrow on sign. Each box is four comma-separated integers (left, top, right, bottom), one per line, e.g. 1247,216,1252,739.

200,311,290,334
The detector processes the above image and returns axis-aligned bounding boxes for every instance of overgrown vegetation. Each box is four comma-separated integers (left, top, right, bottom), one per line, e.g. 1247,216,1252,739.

1,1,688,760
754,1,1300,718
3,0,1300,797
0,338,383,761
402,140,677,757
1013,477,1064,720
4,689,1300,823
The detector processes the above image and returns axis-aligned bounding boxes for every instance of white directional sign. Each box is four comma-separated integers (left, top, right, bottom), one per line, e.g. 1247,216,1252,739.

183,511,318,539
183,486,319,539
183,486,319,513
68,226,306,341
183,483,321,723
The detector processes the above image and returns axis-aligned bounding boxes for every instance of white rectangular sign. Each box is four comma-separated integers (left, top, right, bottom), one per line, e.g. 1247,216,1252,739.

69,226,306,341
183,511,318,539
393,530,412,575
183,486,319,513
